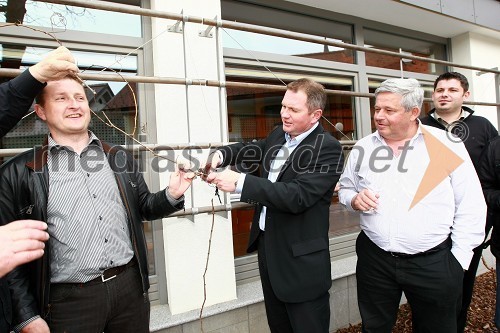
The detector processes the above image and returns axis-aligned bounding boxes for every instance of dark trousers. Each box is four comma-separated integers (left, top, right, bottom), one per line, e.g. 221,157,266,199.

356,231,463,333
48,264,149,333
257,232,330,333
0,279,11,333
457,244,483,332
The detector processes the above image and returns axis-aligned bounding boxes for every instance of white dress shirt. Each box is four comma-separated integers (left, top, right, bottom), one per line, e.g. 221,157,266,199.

338,123,486,269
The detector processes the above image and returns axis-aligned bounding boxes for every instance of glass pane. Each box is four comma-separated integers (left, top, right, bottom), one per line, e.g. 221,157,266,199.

0,1,141,37
221,0,354,65
222,29,354,64
225,73,358,257
364,29,447,75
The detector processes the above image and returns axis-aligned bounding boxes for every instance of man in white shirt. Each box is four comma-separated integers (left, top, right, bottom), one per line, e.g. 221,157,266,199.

339,78,486,333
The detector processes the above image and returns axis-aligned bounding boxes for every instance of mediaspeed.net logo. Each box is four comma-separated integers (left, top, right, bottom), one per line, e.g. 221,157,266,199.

409,126,464,210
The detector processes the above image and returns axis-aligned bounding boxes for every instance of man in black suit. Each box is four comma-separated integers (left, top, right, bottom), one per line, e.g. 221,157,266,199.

205,78,344,333
0,46,78,332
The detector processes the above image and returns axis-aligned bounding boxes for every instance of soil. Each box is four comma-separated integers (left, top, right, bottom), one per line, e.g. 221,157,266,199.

334,269,498,333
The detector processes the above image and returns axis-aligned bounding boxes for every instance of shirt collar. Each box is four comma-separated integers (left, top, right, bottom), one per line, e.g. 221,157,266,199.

48,131,102,152
284,122,319,147
372,120,423,145
431,108,469,125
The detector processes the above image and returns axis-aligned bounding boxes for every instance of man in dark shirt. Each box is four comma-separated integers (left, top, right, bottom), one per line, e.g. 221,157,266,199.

0,46,78,333
421,71,498,332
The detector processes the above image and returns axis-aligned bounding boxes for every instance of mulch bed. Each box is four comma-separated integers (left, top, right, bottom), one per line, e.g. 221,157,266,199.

335,269,497,333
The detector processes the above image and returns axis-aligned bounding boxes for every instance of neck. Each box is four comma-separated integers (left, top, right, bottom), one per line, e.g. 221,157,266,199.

383,123,418,156
50,132,89,154
436,108,462,124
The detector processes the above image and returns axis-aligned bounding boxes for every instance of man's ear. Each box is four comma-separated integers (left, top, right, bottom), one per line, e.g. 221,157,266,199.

463,90,470,100
34,104,46,121
410,106,421,121
312,109,322,122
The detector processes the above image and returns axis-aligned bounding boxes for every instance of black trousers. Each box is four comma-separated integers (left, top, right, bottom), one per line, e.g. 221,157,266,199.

0,279,11,333
257,231,330,333
48,263,149,333
356,231,463,333
457,244,484,333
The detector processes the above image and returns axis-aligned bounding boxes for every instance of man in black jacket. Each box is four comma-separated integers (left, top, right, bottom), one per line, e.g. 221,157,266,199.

0,46,78,333
421,71,498,332
478,136,500,330
0,75,194,333
205,78,344,333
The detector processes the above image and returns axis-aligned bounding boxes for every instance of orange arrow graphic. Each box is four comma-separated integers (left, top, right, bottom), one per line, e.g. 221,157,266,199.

409,127,464,210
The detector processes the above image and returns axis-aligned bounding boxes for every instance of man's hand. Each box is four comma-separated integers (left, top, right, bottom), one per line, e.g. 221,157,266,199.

20,318,50,333
29,46,79,83
0,220,49,278
167,157,196,199
205,168,240,193
202,151,222,180
351,189,379,212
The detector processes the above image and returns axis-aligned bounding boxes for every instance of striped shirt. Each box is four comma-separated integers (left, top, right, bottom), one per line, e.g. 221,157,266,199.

47,132,133,283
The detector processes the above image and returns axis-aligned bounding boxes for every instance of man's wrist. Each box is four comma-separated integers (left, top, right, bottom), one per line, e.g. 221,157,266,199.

13,315,40,332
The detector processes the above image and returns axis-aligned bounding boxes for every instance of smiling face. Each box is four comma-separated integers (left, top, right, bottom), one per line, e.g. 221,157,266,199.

374,92,419,143
35,77,91,142
280,89,321,139
432,78,469,116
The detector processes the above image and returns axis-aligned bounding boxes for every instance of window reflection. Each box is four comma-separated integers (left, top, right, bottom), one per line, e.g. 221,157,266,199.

364,29,447,75
0,1,141,37
222,29,354,64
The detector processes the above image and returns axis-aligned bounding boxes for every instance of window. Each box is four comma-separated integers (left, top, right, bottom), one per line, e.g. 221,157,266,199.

221,0,354,65
364,29,447,75
1,1,141,37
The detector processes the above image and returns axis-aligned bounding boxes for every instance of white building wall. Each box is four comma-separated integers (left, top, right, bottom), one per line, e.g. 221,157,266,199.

150,0,236,315
451,32,500,128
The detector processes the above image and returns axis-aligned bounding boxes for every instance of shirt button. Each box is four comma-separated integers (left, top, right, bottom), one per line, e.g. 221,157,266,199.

93,194,97,198
99,216,103,221
105,238,108,243
110,260,113,265
87,173,90,177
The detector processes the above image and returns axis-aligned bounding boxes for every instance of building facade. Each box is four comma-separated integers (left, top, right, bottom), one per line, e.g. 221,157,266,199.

0,0,499,331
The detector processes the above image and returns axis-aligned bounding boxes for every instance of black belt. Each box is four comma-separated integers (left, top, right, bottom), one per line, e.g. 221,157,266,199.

388,237,451,258
54,258,136,287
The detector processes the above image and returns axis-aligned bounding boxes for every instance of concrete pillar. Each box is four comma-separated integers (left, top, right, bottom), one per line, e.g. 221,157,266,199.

150,0,236,315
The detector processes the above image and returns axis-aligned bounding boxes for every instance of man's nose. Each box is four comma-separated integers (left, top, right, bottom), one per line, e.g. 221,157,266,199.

68,98,79,107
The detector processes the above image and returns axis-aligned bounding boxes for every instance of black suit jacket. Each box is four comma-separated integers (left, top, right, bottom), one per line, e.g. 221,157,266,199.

219,124,344,303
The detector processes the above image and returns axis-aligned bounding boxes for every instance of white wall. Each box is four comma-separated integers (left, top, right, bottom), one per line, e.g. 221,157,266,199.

451,32,500,129
150,0,236,315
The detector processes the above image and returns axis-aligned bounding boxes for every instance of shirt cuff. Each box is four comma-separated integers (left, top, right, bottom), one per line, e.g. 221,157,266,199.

165,187,184,205
339,190,357,212
216,150,224,166
235,173,246,194
13,315,41,332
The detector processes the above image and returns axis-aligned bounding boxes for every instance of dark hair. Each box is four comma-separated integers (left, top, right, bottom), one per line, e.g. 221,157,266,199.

433,72,469,91
35,75,82,107
287,78,327,112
